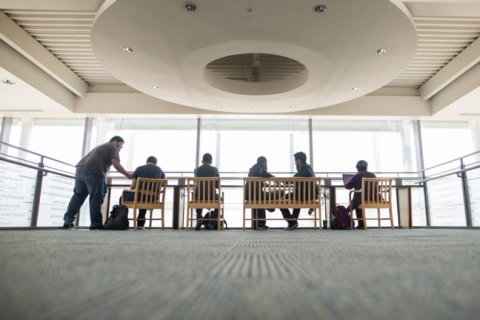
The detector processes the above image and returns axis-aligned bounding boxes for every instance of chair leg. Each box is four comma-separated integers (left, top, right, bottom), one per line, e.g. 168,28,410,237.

133,208,137,231
217,206,220,231
389,207,395,230
362,207,367,230
314,208,317,230
161,208,165,230
186,208,190,231
243,207,246,231
149,210,153,230
350,206,353,230
377,208,381,230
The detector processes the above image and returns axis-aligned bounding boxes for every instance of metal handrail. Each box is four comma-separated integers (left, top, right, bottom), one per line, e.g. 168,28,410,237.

420,149,480,173
415,164,480,184
0,156,75,179
0,141,76,167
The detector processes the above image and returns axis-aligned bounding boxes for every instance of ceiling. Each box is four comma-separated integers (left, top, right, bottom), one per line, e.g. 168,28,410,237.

0,0,479,118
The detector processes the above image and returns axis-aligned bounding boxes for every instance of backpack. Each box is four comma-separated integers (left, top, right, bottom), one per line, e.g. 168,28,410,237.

330,205,353,230
203,211,228,230
105,205,130,230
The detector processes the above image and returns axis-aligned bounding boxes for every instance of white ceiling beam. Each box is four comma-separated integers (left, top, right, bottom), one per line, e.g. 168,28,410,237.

430,61,480,116
0,11,88,97
0,39,75,112
419,37,480,100
0,0,105,11
404,2,480,18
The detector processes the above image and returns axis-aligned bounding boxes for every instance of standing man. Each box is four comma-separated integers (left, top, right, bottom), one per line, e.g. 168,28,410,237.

120,156,166,230
345,160,376,229
63,136,132,230
194,153,220,230
280,152,317,231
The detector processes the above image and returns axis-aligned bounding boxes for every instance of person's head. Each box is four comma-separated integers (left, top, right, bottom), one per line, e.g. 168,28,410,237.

110,136,125,151
356,160,368,172
202,153,213,165
294,152,307,167
146,156,157,165
257,156,267,166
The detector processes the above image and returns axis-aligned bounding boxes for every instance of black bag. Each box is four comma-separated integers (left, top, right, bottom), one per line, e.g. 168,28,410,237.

105,205,129,230
203,211,228,230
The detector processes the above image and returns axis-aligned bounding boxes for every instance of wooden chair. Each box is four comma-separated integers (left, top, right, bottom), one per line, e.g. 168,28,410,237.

121,178,167,230
186,177,225,230
349,178,394,230
243,177,322,231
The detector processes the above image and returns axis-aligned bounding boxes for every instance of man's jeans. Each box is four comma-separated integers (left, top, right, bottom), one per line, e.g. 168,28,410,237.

63,167,106,226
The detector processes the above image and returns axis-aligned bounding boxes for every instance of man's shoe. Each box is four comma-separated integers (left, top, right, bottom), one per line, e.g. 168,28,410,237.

195,221,203,230
308,208,314,215
205,223,213,230
284,223,298,231
62,223,74,230
136,226,145,230
266,209,275,213
257,224,270,230
355,226,367,230
89,224,105,230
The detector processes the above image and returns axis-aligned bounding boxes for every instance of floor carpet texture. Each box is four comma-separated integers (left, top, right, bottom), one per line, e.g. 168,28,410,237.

1,228,480,320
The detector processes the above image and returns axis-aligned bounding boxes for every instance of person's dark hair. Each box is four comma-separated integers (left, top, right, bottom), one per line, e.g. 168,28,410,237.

257,156,267,165
250,156,267,170
202,153,213,162
109,136,124,143
294,151,307,164
356,160,368,171
146,156,157,165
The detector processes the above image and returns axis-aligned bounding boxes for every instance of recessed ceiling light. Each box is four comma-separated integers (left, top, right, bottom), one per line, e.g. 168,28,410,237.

376,48,388,55
216,105,223,108
184,3,197,12
313,5,327,13
123,46,133,53
352,87,359,91
289,105,296,108
1,80,15,85
152,85,159,89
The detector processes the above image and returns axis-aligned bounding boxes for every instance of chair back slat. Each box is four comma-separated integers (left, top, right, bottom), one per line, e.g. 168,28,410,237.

243,177,321,207
133,178,167,207
362,178,392,205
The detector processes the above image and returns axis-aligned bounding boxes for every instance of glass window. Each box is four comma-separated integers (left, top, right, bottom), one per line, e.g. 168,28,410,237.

312,120,411,173
421,121,473,169
92,118,198,172
200,119,309,174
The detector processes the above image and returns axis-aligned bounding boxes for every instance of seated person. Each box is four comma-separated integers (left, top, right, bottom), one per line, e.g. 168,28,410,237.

120,156,166,230
344,160,376,229
280,152,318,231
245,156,282,231
194,153,220,230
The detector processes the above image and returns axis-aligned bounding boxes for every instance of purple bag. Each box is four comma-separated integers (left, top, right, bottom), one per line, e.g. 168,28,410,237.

330,205,352,230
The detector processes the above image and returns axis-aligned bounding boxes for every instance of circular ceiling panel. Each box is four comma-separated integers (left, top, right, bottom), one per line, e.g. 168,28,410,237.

91,0,417,113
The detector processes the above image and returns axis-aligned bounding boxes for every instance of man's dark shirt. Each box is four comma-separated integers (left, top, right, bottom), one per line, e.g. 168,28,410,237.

293,163,317,200
194,164,220,199
345,170,376,209
76,142,120,178
294,163,315,178
133,164,165,190
246,164,274,200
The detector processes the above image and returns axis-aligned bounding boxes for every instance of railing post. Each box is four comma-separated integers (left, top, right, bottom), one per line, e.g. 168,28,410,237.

413,120,431,226
0,117,13,155
31,156,45,227
459,159,472,227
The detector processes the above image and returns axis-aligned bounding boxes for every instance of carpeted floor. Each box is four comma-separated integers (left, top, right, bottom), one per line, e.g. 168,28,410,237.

1,228,480,320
